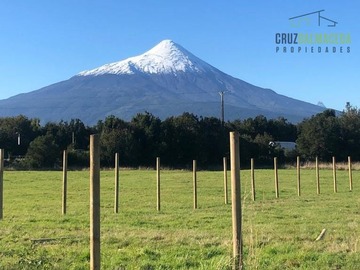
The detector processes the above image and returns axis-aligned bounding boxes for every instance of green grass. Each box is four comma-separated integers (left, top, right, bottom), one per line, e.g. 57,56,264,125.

0,168,359,269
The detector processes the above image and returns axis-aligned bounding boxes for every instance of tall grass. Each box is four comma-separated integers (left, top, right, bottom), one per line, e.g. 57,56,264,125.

286,161,360,171
0,168,359,269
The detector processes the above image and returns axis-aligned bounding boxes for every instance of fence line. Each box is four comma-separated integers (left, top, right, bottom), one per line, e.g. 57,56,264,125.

245,155,356,199
103,155,354,209
0,151,357,216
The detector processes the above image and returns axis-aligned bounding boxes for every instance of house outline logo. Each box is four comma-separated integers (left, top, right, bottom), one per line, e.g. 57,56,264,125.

289,10,338,27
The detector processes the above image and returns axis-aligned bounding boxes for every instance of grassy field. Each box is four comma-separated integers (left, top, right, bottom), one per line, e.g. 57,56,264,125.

0,167,359,269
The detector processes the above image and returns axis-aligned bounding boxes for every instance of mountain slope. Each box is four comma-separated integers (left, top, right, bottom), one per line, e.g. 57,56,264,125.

0,40,326,124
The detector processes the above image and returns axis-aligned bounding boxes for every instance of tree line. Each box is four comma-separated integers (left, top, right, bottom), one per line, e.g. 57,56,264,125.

0,103,359,169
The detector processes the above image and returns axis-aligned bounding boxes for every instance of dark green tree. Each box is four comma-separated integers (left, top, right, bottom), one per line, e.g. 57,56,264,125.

131,112,162,165
68,119,90,150
268,117,297,141
99,115,138,166
23,134,60,168
297,109,341,161
44,121,71,150
161,113,200,167
233,115,268,139
339,102,360,161
197,116,227,167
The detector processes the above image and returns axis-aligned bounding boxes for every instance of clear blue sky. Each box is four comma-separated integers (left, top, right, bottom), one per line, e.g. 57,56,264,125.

0,0,358,111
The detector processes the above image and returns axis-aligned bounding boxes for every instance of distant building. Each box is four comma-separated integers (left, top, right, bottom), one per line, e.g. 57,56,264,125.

269,141,296,151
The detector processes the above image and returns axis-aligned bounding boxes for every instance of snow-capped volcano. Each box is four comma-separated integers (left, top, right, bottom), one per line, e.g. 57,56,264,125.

78,40,211,76
0,39,327,124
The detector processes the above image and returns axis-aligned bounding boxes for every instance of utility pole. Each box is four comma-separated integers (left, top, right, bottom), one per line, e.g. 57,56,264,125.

219,91,226,126
16,132,21,146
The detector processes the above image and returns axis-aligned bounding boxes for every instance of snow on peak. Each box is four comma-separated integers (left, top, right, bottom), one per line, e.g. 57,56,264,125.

78,39,211,76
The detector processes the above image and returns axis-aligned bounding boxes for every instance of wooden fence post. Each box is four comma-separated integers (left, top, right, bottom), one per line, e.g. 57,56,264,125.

223,157,228,205
274,157,279,198
251,158,255,201
90,134,100,270
333,156,337,193
156,157,160,211
193,160,197,209
0,149,3,220
62,150,68,215
230,132,243,270
297,156,301,196
348,156,353,191
316,156,320,194
114,153,119,213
